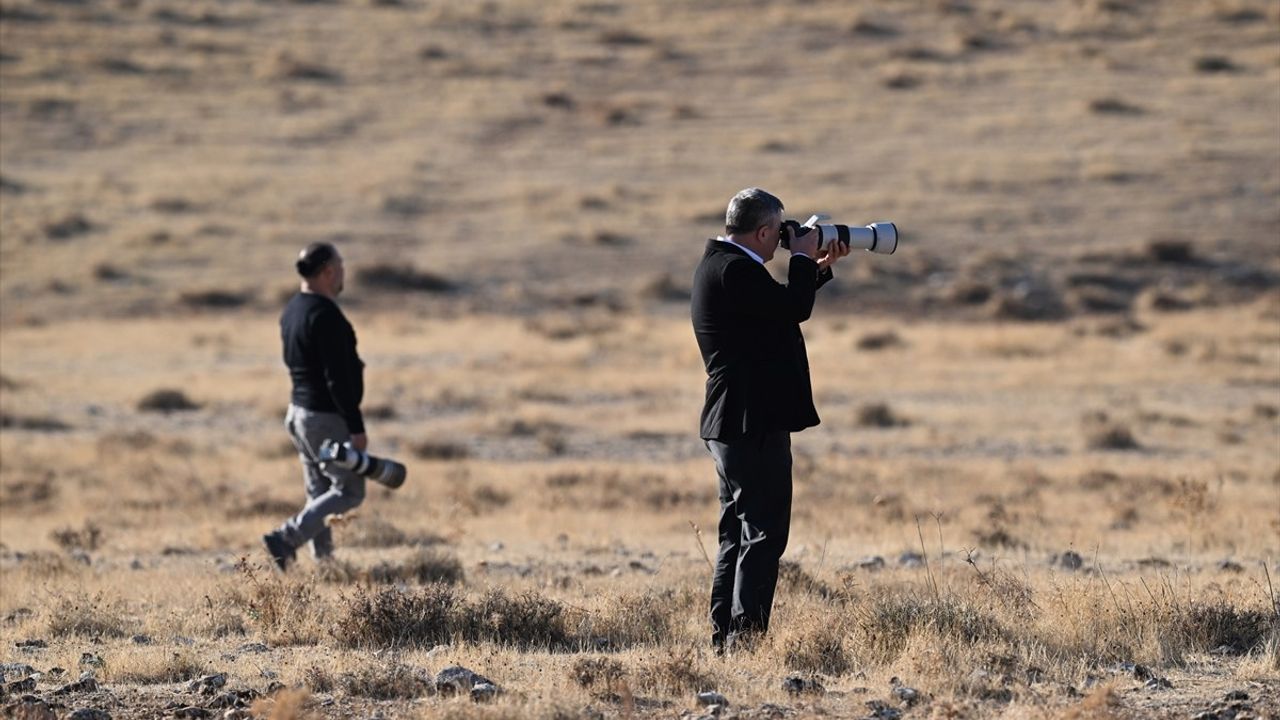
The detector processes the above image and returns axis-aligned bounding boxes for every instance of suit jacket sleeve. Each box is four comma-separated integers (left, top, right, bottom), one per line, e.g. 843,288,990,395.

723,255,821,323
315,310,366,434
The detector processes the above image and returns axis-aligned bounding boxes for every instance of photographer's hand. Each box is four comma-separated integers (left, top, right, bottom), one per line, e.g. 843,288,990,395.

818,238,852,271
351,433,368,452
788,224,820,259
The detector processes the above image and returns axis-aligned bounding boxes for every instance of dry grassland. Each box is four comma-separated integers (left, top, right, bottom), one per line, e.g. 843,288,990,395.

1,0,1279,719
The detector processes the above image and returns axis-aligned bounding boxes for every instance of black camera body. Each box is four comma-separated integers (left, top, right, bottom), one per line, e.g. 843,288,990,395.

779,215,899,255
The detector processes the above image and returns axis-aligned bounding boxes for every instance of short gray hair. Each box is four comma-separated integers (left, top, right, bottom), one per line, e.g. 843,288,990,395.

725,187,784,234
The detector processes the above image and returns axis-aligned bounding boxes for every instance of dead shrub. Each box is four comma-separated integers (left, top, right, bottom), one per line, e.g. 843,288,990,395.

137,388,201,413
1177,603,1274,654
46,596,130,638
1194,55,1240,73
856,330,905,351
1146,238,1196,264
0,413,71,431
574,592,676,649
785,623,851,675
50,521,103,552
633,649,715,695
339,662,434,699
333,584,460,649
1083,412,1140,450
365,547,465,585
855,593,1009,665
856,402,910,428
410,440,469,460
342,516,447,548
179,289,254,309
356,263,455,293
462,588,569,649
571,657,626,691
104,648,206,684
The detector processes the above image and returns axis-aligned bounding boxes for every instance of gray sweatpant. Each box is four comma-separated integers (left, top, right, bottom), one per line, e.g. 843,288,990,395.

278,404,365,557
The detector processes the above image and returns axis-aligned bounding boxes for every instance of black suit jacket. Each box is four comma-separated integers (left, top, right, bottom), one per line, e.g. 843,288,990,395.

691,239,832,441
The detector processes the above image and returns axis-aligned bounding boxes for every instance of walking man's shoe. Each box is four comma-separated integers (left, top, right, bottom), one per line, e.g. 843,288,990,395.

262,531,296,572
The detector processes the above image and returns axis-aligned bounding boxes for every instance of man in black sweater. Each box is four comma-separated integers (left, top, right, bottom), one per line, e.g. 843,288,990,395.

262,242,367,571
691,188,850,652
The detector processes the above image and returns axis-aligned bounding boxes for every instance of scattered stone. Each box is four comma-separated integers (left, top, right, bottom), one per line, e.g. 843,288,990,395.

781,676,824,695
856,556,886,571
1144,676,1173,690
131,634,152,645
235,642,268,654
188,673,226,695
865,699,902,719
470,682,499,702
68,710,111,720
435,665,495,700
0,663,36,678
173,707,211,719
696,691,728,707
207,689,258,709
15,639,47,649
890,680,921,706
44,214,93,241
6,677,36,693
52,677,98,695
1223,690,1248,701
896,552,925,568
1053,550,1084,570
5,696,54,720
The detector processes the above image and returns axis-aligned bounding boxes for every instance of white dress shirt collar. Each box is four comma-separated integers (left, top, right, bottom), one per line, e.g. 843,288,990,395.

717,236,765,265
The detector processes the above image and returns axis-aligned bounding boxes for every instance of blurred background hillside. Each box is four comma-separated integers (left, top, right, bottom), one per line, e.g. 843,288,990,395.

1,0,1277,324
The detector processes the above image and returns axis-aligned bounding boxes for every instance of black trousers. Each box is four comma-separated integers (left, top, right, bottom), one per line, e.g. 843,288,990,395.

705,431,792,648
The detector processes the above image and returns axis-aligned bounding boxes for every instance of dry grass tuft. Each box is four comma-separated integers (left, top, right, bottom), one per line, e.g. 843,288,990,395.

45,596,131,639
137,388,201,413
103,648,207,684
50,520,103,552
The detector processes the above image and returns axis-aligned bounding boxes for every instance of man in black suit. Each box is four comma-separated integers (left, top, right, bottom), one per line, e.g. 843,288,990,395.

691,187,850,652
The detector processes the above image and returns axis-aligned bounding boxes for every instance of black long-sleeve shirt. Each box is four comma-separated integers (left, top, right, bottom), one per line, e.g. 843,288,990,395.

280,292,365,434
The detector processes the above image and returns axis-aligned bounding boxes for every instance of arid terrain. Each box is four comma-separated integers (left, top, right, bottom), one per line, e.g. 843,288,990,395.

1,1,1278,719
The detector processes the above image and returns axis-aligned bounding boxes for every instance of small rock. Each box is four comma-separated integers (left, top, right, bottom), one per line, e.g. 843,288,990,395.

0,663,36,678
173,636,196,646
7,677,37,693
222,711,253,720
781,676,824,695
896,552,925,568
188,673,226,695
236,642,269,654
696,691,729,707
470,682,499,702
1216,559,1244,573
53,677,98,695
865,699,902,720
173,707,212,719
131,634,152,645
1130,663,1151,680
1223,690,1248,701
15,639,47,649
435,665,493,697
208,689,258,709
1144,676,1173,690
68,710,112,720
6,696,54,720
856,556,886,571
1053,550,1084,571
891,684,921,706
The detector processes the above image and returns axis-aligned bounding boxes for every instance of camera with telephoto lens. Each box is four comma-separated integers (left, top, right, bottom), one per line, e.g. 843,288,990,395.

780,215,898,255
318,439,407,489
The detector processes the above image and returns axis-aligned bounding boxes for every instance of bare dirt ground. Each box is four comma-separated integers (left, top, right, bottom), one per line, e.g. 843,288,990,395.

1,1,1278,719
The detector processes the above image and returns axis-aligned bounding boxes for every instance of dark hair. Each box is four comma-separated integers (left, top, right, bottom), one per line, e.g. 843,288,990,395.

295,242,337,278
725,187,784,235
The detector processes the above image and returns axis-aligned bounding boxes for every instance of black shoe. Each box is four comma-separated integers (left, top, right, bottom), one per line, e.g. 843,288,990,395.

262,532,296,572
